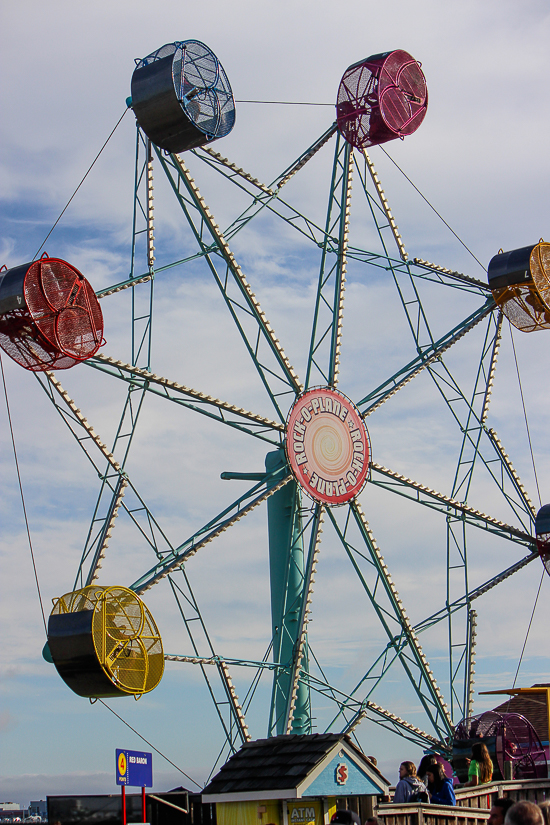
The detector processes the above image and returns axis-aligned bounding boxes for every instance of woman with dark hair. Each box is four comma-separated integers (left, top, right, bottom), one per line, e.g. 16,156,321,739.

464,742,493,787
417,754,439,786
425,763,456,806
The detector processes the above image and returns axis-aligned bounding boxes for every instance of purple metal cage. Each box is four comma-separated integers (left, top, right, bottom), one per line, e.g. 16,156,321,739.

336,49,427,149
455,711,548,780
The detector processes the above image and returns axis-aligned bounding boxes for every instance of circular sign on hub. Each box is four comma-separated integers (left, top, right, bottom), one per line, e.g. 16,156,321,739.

285,387,370,505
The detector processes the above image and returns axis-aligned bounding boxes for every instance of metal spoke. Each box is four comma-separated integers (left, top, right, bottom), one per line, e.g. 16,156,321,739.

305,135,353,389
87,354,284,444
362,148,408,262
357,298,495,414
413,257,491,291
369,462,534,548
300,671,447,751
156,148,303,419
326,501,453,740
33,372,176,587
131,468,292,594
198,145,275,195
166,573,250,755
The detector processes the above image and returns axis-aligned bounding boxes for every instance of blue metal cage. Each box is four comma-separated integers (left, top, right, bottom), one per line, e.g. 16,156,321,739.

130,40,236,153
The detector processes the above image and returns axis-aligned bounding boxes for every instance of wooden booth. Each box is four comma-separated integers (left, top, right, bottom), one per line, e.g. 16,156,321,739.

202,733,390,825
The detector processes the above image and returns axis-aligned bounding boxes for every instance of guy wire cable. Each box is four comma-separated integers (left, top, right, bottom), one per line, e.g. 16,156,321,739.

33,107,128,260
98,699,202,789
0,350,47,635
511,569,545,690
509,321,542,508
379,145,485,270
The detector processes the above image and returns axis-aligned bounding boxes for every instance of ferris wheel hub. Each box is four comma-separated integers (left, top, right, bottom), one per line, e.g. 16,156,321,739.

285,387,370,505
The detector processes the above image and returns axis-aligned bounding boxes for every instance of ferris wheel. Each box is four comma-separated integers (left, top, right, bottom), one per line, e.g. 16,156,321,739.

2,40,549,776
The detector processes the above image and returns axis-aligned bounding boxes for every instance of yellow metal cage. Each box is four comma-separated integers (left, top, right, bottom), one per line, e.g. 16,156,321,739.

48,585,164,698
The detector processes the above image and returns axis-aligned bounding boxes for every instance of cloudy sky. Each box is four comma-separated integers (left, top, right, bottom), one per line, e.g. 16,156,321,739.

1,0,550,807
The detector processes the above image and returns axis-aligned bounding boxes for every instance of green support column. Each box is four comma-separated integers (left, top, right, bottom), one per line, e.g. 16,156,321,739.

265,449,310,735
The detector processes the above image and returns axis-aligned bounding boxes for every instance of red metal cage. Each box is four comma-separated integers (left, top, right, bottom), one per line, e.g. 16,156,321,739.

0,256,104,371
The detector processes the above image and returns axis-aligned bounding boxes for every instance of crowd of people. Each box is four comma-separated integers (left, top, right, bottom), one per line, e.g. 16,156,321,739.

388,744,550,825
329,744,549,825
394,743,496,804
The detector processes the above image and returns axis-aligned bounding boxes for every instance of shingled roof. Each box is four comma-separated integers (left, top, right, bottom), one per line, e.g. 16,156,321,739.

202,733,389,801
492,685,550,744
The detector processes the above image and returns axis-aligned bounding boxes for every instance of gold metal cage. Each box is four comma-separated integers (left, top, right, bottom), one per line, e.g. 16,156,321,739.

492,241,550,332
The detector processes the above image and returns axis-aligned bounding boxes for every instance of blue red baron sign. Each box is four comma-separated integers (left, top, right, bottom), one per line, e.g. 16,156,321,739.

285,387,369,505
116,748,153,787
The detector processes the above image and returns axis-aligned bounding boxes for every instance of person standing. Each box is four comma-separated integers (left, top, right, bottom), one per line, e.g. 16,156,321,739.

417,754,439,796
393,762,428,803
463,742,493,787
426,763,456,806
417,754,438,783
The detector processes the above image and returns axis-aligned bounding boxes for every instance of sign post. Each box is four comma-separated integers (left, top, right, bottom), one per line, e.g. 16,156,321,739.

116,749,153,824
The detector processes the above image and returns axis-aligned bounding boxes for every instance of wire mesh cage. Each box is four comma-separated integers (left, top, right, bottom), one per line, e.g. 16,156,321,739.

455,711,548,780
336,49,427,149
488,242,550,332
0,256,104,371
130,40,236,153
47,585,164,699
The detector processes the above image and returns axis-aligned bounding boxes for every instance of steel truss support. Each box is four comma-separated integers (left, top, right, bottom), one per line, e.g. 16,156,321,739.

313,550,537,738
100,129,490,299
352,160,537,720
326,501,453,741
131,466,291,594
355,152,436,359
397,551,538,642
369,463,534,548
70,127,156,587
313,548,538,738
192,124,338,247
303,673,447,751
86,354,283,445
362,148,408,261
415,322,535,537
304,135,352,390
166,570,250,761
413,257,490,291
153,146,302,423
438,311,524,720
357,299,495,414
33,372,176,586
191,130,484,295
